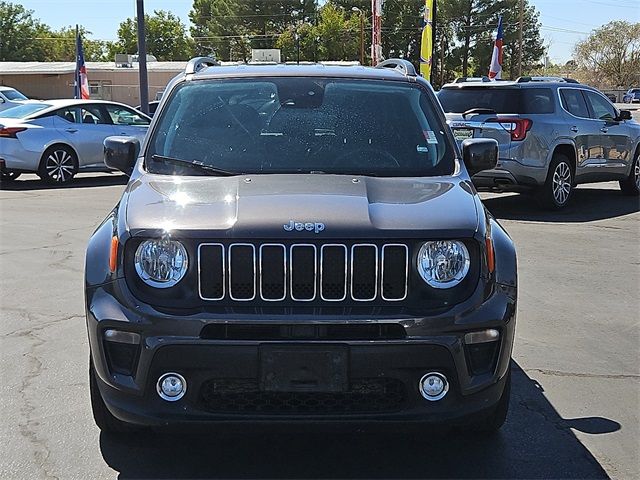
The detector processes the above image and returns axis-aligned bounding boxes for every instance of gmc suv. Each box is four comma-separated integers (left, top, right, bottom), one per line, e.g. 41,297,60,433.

438,78,640,209
85,58,517,433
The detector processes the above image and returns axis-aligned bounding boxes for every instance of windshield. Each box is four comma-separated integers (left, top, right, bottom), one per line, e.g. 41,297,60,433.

2,88,28,101
0,103,50,119
438,87,554,114
147,77,453,177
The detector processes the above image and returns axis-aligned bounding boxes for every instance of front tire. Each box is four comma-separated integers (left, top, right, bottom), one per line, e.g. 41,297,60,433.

89,359,136,433
537,154,574,210
619,150,640,196
38,145,78,185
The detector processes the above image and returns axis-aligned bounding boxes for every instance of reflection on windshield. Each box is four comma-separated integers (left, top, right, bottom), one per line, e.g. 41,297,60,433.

0,103,50,119
148,77,454,178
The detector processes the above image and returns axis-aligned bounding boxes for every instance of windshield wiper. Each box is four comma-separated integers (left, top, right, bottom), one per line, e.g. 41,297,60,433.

151,155,240,176
462,108,497,119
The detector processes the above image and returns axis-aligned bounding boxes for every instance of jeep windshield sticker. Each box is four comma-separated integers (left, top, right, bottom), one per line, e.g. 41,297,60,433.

423,130,438,144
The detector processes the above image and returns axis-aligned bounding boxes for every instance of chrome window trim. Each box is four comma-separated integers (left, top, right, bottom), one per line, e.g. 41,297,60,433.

228,243,256,302
381,244,409,301
350,244,379,302
197,243,225,301
320,244,348,302
290,244,317,302
259,243,287,301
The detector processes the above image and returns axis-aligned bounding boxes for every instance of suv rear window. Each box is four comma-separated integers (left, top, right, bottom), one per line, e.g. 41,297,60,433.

438,87,555,114
147,77,454,177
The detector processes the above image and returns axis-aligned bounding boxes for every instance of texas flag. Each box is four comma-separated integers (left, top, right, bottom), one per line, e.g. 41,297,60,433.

488,16,504,80
74,31,90,99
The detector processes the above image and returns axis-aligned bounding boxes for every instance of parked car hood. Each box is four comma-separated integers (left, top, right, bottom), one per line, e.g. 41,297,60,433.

123,173,479,239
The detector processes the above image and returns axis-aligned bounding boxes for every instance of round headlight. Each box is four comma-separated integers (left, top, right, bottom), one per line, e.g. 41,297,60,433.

134,239,188,288
417,240,470,289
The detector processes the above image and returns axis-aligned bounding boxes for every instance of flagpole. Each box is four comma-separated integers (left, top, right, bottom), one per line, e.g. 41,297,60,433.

74,24,79,99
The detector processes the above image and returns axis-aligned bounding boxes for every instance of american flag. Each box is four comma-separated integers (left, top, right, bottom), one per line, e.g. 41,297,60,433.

488,16,504,80
75,31,90,99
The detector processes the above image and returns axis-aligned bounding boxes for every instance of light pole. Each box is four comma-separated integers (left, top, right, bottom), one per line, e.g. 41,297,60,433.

136,0,149,115
352,7,365,66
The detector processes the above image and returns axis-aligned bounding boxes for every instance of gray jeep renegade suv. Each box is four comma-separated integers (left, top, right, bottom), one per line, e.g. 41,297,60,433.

438,78,640,209
85,58,517,433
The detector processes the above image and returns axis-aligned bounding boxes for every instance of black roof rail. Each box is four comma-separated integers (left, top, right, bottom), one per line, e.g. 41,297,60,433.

375,58,417,77
185,56,220,75
516,76,581,84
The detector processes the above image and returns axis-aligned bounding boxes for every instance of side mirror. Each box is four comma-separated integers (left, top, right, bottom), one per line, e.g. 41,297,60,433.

0,97,5,103
104,136,140,176
617,110,632,121
461,138,498,176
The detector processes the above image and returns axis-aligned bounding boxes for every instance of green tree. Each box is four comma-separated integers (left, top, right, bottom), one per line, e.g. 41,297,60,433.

468,0,544,79
46,26,112,62
112,10,195,61
0,1,52,61
314,2,360,61
190,0,318,61
574,21,640,88
275,2,360,62
276,22,318,62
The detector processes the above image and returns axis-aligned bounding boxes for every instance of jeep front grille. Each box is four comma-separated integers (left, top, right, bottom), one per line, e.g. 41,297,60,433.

198,242,409,303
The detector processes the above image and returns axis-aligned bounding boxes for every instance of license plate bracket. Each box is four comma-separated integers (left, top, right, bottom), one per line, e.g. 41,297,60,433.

259,345,348,393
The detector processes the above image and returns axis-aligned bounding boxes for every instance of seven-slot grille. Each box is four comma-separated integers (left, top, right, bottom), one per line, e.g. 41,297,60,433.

198,243,409,303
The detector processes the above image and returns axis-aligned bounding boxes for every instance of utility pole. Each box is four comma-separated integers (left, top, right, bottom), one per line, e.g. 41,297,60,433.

518,0,523,77
352,7,365,66
431,0,437,84
136,0,149,115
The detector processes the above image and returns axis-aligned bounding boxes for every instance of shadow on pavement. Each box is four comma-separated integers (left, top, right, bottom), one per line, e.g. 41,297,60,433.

99,362,615,479
0,173,127,191
482,187,639,222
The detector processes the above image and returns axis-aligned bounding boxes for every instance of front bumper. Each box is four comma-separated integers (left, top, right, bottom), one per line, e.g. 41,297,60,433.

86,279,516,427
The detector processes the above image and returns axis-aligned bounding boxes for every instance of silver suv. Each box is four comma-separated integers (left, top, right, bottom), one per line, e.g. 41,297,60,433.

438,78,640,208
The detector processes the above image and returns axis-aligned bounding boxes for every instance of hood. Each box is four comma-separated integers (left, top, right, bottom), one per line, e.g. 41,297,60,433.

124,173,479,239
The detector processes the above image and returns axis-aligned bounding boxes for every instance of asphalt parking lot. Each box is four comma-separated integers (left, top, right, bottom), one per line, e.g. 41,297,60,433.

1,174,638,479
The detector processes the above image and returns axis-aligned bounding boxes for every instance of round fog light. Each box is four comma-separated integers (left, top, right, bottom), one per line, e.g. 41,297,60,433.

157,373,186,401
419,372,448,401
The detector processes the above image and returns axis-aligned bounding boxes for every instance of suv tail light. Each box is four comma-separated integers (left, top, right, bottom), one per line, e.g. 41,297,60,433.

486,118,532,141
0,127,27,138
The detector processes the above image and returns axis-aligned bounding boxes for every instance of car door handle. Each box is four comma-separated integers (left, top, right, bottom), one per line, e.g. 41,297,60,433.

570,126,579,133
600,127,608,133
65,128,78,133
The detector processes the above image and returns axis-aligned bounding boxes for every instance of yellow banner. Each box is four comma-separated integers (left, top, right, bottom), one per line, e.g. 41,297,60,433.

420,0,434,79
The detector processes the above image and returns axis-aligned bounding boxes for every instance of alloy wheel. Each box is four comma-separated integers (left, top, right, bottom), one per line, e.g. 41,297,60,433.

634,157,640,190
552,161,572,205
45,149,75,183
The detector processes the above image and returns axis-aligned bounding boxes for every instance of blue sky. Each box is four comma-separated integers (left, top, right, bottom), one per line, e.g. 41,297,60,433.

17,0,640,64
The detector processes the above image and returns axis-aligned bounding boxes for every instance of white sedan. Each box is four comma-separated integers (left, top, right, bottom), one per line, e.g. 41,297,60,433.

0,99,150,184
0,86,32,112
